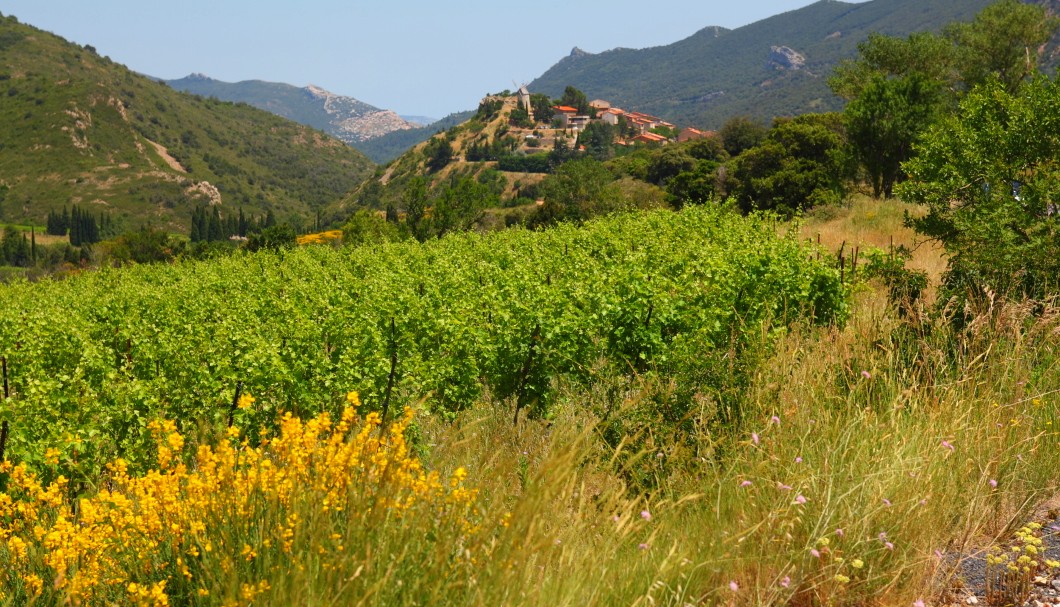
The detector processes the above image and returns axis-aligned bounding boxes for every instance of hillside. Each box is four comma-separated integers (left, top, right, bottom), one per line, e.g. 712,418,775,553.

354,110,476,163
165,74,420,155
529,0,997,129
329,96,555,226
0,14,374,232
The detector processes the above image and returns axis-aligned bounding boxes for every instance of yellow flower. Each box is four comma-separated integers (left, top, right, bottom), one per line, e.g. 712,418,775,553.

237,393,256,410
44,448,61,465
346,391,361,406
851,559,864,569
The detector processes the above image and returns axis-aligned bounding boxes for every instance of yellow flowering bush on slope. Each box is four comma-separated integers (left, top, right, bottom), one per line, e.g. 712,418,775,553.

0,397,482,605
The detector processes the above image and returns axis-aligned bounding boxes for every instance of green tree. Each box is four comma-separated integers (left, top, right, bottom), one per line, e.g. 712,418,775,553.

342,209,404,246
727,114,850,216
423,137,454,173
432,175,499,237
577,121,615,161
719,116,767,157
403,176,430,242
558,85,591,115
646,147,696,186
843,74,942,198
531,158,623,226
530,93,553,124
944,0,1057,94
899,76,1060,301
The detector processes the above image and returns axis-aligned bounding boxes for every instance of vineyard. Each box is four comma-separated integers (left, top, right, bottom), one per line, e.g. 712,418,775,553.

0,206,843,480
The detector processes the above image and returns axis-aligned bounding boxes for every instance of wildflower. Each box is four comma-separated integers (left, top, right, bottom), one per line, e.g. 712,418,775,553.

941,439,954,451
777,482,792,491
851,558,864,569
834,573,850,583
885,541,894,551
751,432,760,445
835,528,844,537
914,600,925,607
640,510,652,521
729,581,739,592
771,415,781,425
44,448,60,465
795,456,803,463
861,370,871,379
779,576,791,588
810,548,821,558
346,391,360,406
882,498,892,507
989,479,997,488
639,543,649,550
740,480,753,487
237,393,256,410
794,494,807,505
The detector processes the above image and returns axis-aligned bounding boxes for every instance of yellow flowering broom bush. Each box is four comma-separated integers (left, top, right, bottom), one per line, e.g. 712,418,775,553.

0,398,484,605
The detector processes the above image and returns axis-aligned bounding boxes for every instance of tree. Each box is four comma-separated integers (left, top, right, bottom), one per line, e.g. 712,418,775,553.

558,85,591,115
342,209,404,246
646,147,696,186
531,158,623,226
423,137,453,173
719,116,767,157
665,161,720,208
530,93,553,124
944,0,1057,94
577,121,615,161
844,73,942,197
727,115,850,216
403,177,430,242
899,76,1060,302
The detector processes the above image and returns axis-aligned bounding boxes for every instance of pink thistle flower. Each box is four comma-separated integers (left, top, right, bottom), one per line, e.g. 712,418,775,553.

989,479,997,488
729,580,739,592
777,482,792,491
861,370,871,379
740,480,753,487
751,432,760,445
882,498,892,507
810,548,821,558
794,494,807,505
914,600,925,607
941,440,954,451
638,543,649,550
780,576,791,588
885,541,895,551
640,510,652,521
835,528,844,537
795,456,803,464
878,532,888,541
771,415,781,425
934,550,944,560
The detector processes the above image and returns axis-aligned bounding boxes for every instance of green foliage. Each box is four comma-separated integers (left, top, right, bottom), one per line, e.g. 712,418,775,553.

102,227,179,265
727,114,851,215
899,76,1060,302
944,0,1058,94
843,74,943,197
0,206,845,478
531,158,623,226
719,116,767,157
244,224,296,252
558,85,591,115
342,209,405,246
423,136,454,173
0,17,373,232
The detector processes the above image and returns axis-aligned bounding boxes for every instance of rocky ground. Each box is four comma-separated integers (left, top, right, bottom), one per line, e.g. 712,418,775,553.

946,501,1060,607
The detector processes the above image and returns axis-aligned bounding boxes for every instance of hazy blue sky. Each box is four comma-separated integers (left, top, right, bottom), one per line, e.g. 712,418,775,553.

0,1,867,118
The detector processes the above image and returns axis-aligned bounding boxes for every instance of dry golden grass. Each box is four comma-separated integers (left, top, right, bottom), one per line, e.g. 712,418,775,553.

800,195,948,291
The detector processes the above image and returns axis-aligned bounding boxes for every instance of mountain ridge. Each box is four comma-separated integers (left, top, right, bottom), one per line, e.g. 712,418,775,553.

529,0,999,128
0,14,374,232
164,74,420,147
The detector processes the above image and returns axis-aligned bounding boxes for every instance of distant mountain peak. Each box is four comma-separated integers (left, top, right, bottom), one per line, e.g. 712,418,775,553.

184,72,212,81
569,47,592,58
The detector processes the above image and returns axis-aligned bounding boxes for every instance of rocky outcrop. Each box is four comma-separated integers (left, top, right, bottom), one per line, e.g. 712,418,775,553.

767,46,806,70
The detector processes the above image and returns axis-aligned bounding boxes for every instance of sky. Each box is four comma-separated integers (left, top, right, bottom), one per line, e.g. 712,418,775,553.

0,0,867,119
